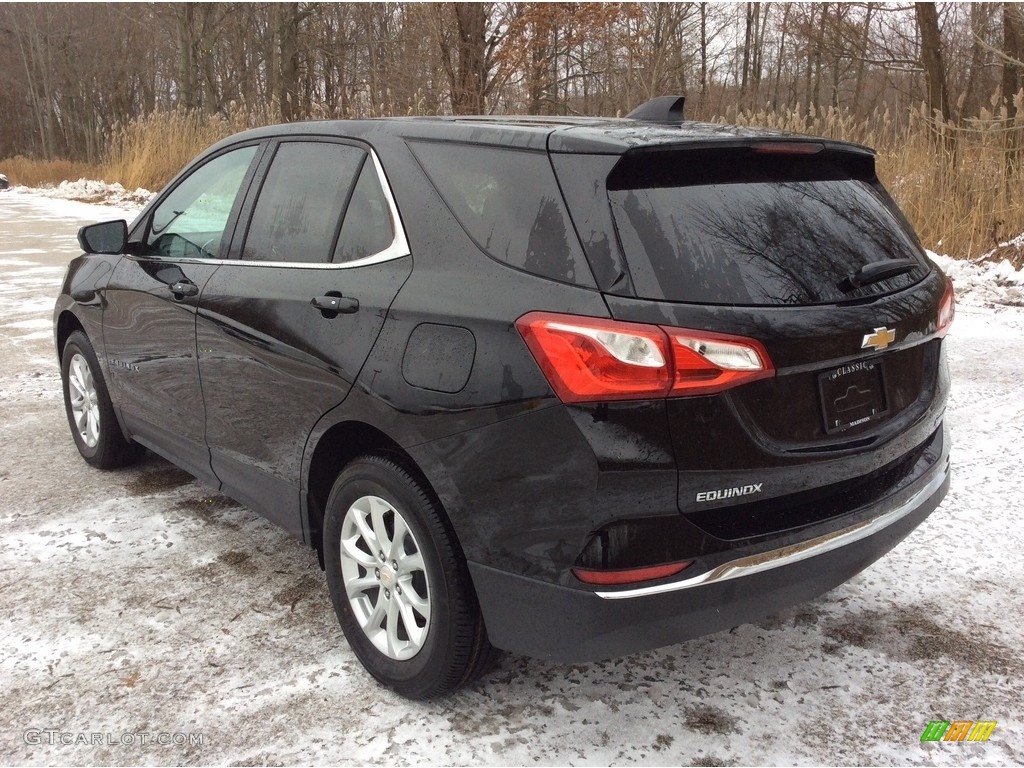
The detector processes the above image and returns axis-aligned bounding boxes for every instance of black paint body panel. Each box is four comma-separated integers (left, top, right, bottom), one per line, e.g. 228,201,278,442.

54,114,953,662
195,258,411,535
472,458,949,662
100,256,222,484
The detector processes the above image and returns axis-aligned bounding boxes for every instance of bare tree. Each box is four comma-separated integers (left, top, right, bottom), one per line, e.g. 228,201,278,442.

434,3,491,114
916,1,954,123
1004,2,1024,119
0,1,1021,164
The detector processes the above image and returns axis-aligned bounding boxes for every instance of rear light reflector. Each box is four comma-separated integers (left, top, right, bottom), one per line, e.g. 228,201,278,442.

937,277,955,336
516,311,774,403
573,561,692,586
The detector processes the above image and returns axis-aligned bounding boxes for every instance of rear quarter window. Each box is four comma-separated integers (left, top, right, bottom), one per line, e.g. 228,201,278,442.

409,141,594,287
333,157,394,264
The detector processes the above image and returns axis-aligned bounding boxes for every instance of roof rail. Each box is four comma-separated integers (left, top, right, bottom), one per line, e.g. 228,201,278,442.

625,96,685,124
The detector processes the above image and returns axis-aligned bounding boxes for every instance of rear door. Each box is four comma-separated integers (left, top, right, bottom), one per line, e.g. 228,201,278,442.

102,144,261,482
196,138,411,535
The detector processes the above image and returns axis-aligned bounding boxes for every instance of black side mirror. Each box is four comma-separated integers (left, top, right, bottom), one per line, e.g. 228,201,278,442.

78,220,127,254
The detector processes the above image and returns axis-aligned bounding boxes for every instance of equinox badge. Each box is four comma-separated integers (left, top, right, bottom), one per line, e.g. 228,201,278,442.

696,483,763,503
861,327,896,351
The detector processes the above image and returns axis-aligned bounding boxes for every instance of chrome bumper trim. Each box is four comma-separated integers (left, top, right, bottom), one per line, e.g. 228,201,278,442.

595,464,947,600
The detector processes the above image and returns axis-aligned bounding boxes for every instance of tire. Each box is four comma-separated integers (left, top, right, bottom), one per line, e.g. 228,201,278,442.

323,454,498,699
61,330,144,469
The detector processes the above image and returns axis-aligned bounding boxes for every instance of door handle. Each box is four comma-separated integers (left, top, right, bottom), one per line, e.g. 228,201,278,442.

169,280,199,298
311,294,359,318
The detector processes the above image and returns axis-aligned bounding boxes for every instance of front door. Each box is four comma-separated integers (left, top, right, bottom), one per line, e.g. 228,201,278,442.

196,140,411,534
102,144,260,481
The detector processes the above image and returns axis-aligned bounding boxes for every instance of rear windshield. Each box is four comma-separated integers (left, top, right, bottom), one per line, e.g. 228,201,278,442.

607,151,927,306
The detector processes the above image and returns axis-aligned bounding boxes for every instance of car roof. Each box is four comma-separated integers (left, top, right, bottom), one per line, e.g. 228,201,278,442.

210,115,872,157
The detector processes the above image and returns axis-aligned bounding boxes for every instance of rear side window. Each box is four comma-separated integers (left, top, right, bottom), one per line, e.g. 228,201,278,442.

333,158,394,264
608,151,927,306
243,142,364,264
410,142,594,287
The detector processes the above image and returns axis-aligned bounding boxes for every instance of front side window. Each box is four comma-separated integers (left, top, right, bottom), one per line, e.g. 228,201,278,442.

242,142,365,264
146,145,258,259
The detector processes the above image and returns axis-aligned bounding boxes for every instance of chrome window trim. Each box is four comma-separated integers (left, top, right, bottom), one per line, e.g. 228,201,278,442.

595,463,948,600
136,147,410,271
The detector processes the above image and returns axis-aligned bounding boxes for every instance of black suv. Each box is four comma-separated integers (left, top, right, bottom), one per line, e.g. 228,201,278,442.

55,97,953,698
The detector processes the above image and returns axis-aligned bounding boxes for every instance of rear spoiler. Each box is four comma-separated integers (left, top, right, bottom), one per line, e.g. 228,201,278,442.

606,142,877,190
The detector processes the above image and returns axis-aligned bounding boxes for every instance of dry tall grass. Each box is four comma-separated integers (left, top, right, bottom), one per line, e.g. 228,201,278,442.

0,156,98,188
103,102,280,191
3,99,1021,260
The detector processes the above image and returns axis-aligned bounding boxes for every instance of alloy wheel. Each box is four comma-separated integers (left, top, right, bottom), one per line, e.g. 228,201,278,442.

67,352,100,448
338,495,431,660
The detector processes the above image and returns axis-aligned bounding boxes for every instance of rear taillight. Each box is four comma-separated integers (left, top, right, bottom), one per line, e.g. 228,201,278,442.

667,330,774,396
515,314,671,401
515,312,774,403
937,277,955,336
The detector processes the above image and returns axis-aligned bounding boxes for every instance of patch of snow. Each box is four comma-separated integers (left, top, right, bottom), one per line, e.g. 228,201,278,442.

2,188,143,227
5,266,67,277
1,317,53,331
11,178,155,210
6,298,54,315
928,248,1024,307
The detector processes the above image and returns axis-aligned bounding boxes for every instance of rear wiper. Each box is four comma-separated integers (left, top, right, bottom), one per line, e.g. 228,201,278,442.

840,258,917,291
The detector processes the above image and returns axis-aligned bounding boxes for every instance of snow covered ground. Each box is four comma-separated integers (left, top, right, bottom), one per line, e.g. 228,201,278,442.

7,178,156,210
1,188,1022,766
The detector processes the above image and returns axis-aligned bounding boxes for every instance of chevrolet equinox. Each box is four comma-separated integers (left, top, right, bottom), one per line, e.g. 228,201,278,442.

55,97,953,698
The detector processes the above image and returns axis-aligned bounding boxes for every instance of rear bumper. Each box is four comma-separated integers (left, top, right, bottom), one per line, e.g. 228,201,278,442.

470,452,949,663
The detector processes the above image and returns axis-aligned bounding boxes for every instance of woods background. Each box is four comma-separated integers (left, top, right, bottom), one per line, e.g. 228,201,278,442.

1,2,1023,258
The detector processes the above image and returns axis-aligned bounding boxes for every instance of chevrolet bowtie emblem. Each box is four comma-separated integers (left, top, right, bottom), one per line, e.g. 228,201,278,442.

861,327,896,351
